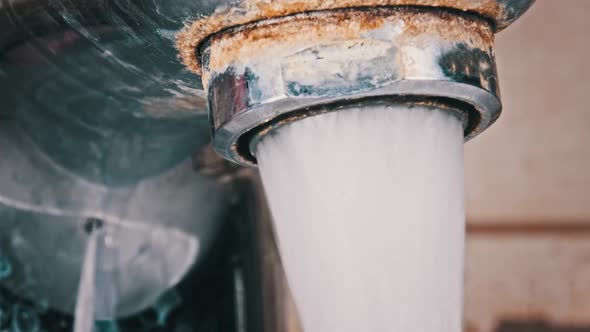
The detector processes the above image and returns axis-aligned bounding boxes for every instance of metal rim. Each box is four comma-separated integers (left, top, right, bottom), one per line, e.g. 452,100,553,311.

212,80,501,166
247,98,471,161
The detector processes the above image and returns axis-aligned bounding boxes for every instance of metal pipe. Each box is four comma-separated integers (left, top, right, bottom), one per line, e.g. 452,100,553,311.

177,0,535,165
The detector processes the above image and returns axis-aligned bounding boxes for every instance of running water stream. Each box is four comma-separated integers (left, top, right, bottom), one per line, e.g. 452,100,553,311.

73,226,101,332
72,217,197,332
256,104,466,332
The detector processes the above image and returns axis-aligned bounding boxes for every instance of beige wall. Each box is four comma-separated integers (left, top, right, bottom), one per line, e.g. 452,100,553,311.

464,1,590,330
466,0,590,224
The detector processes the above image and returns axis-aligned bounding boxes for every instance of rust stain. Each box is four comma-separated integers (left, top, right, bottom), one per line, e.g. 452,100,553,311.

200,7,493,84
400,8,493,45
141,95,207,116
176,0,504,74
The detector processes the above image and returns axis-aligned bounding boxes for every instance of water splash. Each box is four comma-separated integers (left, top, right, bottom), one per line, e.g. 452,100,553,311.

73,220,102,332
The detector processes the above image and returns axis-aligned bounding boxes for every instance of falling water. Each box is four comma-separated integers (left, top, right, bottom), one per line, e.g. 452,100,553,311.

256,104,466,332
73,221,103,332
71,213,197,332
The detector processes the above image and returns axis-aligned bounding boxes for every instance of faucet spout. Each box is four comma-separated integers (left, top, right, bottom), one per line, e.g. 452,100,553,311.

177,0,535,165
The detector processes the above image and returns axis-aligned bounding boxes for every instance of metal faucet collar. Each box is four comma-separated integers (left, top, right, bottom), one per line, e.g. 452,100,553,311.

177,1,535,166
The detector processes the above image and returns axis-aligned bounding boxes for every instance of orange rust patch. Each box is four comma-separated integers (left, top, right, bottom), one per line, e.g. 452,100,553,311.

200,8,493,84
400,9,494,45
176,0,505,74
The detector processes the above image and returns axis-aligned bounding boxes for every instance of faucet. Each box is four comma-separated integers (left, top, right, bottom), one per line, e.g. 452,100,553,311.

177,0,535,165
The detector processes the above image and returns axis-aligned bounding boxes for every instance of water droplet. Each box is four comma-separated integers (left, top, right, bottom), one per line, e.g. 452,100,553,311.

11,305,39,332
0,255,11,280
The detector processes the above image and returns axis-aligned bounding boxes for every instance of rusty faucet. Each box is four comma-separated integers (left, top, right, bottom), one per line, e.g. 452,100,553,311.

177,0,535,165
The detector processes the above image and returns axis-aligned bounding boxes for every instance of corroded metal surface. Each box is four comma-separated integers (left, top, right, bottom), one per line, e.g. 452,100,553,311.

200,8,501,165
177,0,535,74
201,8,494,88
